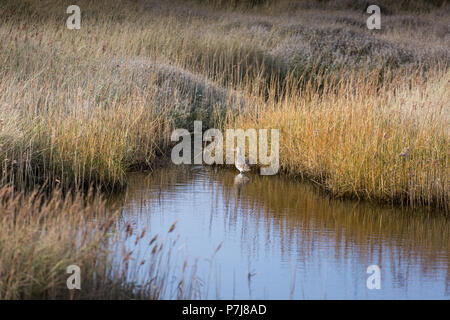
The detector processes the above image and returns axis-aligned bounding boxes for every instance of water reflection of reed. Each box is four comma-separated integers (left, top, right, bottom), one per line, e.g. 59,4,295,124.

118,165,450,293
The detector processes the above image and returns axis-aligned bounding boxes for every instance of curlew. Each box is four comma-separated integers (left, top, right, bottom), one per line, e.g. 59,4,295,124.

235,147,251,173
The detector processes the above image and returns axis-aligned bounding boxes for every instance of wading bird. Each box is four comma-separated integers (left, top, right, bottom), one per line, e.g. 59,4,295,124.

235,147,251,173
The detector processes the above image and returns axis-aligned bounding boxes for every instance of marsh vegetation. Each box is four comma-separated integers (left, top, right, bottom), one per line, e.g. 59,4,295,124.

0,0,448,299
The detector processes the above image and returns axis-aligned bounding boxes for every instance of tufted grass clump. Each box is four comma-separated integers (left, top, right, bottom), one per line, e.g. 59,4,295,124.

231,68,449,210
0,185,197,299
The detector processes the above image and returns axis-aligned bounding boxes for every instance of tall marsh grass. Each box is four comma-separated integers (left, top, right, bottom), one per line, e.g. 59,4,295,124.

0,185,198,299
1,0,448,207
231,68,449,210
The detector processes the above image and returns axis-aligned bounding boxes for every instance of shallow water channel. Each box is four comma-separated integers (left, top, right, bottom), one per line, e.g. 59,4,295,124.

111,165,449,299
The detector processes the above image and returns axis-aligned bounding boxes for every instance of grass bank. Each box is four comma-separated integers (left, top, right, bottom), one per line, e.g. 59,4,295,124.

1,0,448,207
231,69,449,210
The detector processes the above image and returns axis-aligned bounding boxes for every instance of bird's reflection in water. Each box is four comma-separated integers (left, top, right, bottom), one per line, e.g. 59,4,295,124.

234,173,250,197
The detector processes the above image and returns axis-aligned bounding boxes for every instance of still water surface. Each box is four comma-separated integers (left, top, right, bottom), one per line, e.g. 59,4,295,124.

113,165,449,299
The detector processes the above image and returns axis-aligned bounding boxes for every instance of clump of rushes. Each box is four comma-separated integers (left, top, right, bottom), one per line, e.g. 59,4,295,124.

231,68,449,211
0,90,172,191
0,185,125,299
0,186,197,299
